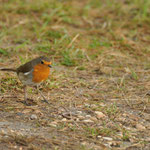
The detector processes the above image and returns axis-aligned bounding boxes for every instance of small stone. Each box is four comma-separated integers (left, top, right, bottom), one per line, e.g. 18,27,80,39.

85,103,90,107
16,112,24,116
34,110,43,115
50,121,57,127
143,113,150,121
99,103,106,107
62,118,67,122
145,137,150,142
95,111,106,119
76,118,80,121
97,135,102,138
78,115,84,120
81,141,87,146
91,104,97,108
108,141,120,147
86,115,91,118
116,117,126,122
136,124,146,131
83,119,94,123
125,67,131,73
90,117,97,121
77,111,82,114
30,114,37,120
10,129,15,133
58,115,63,119
117,132,123,138
22,109,32,114
103,137,113,141
14,146,17,149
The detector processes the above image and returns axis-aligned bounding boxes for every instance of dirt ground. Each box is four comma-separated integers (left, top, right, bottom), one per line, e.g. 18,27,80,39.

0,0,150,150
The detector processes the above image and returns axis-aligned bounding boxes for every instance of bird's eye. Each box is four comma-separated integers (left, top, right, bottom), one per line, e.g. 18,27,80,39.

41,61,44,64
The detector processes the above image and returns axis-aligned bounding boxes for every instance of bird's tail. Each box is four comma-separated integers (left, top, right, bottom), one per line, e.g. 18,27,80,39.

0,68,17,72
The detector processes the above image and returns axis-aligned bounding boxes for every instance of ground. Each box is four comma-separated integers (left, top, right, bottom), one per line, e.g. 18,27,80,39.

0,0,150,149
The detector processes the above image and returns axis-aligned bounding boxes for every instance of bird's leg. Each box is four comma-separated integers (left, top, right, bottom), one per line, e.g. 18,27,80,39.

24,85,27,101
23,85,30,106
36,85,49,104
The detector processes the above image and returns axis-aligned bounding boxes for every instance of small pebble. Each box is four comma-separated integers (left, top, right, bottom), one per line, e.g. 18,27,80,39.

90,117,97,121
14,146,17,149
22,109,32,114
91,104,97,108
86,115,91,118
50,121,57,127
30,114,37,120
97,135,102,138
84,103,90,107
76,118,80,121
83,119,94,123
136,124,146,131
103,137,113,141
78,115,84,120
62,118,67,122
16,112,24,116
77,111,82,114
95,111,106,119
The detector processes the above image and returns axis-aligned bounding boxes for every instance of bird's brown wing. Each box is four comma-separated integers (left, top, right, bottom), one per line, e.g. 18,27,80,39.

16,56,50,74
17,57,41,74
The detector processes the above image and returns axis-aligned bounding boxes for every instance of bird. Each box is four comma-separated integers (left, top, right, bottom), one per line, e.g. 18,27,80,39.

0,56,52,105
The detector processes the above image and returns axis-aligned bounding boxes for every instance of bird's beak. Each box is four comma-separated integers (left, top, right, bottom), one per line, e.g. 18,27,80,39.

48,65,52,68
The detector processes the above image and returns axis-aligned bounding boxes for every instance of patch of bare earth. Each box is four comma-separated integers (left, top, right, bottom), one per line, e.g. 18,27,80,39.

0,59,150,149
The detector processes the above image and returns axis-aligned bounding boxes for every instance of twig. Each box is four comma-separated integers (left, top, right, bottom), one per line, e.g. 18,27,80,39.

67,34,79,48
0,95,20,98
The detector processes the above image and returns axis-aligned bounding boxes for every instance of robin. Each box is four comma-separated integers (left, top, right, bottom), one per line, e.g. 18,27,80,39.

0,56,52,105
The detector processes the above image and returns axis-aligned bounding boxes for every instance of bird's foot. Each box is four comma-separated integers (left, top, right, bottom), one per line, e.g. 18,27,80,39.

41,99,50,104
21,98,37,106
21,100,32,106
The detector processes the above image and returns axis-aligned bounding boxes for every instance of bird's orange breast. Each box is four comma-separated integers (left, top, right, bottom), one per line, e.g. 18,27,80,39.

32,64,50,83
